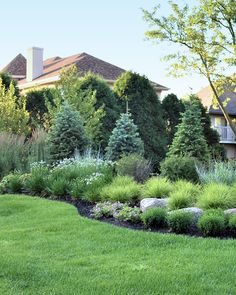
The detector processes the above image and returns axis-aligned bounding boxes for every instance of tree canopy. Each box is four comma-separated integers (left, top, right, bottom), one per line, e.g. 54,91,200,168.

143,0,236,134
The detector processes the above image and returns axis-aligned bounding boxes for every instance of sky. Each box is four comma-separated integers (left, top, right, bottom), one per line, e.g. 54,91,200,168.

0,0,206,97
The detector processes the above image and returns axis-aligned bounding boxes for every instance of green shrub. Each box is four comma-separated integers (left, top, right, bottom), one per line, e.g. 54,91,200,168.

141,207,168,228
169,180,200,210
197,184,236,210
25,164,49,194
49,178,69,197
114,205,141,223
116,154,152,183
168,211,193,233
101,176,141,203
198,210,226,236
142,177,173,198
160,156,199,183
1,173,23,193
228,214,236,233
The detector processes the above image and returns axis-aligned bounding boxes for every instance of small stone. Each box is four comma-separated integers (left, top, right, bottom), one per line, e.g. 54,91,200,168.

140,198,169,212
224,208,236,215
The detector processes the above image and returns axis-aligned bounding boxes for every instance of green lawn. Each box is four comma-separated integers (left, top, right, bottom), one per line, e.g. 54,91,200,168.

0,195,235,295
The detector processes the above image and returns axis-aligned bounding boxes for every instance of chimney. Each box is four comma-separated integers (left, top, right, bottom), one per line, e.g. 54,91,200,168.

26,47,44,82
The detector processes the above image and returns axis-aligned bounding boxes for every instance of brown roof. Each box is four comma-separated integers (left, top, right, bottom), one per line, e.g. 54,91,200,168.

18,52,126,85
1,53,26,76
197,85,236,116
2,51,169,90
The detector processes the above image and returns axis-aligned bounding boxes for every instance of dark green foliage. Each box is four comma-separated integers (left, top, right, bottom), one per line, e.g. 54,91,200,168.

160,156,199,182
168,211,193,233
0,72,20,98
198,210,226,236
106,113,144,161
25,88,55,130
116,154,152,183
114,72,167,168
168,98,210,162
185,95,219,147
141,207,168,228
162,93,184,146
228,214,236,233
48,177,69,198
48,103,88,162
75,73,121,148
2,173,23,193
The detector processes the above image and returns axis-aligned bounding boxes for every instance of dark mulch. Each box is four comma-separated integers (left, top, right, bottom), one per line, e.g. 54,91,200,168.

9,192,236,239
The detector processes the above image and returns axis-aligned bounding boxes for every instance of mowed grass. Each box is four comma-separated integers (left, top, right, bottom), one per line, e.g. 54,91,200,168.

0,196,235,295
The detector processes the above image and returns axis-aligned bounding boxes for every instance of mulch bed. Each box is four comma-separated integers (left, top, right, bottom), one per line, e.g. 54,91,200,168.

21,193,234,239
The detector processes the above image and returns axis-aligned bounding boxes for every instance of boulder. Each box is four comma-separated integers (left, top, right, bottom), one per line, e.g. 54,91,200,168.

224,208,236,215
169,207,203,222
140,198,169,212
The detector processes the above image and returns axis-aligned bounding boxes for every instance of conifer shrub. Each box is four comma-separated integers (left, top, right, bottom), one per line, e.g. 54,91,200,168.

168,99,210,162
106,113,144,161
48,103,88,162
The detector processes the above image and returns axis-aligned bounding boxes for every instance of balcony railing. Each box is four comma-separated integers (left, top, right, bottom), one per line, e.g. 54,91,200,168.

214,125,236,143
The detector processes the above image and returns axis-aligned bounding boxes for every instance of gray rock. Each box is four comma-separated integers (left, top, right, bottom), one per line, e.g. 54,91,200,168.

224,208,236,215
169,207,203,222
140,198,169,212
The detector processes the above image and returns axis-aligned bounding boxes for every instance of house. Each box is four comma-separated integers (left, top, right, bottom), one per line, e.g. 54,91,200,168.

197,85,236,158
1,47,169,97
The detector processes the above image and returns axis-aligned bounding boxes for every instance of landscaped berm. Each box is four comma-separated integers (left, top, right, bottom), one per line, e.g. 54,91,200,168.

0,194,235,295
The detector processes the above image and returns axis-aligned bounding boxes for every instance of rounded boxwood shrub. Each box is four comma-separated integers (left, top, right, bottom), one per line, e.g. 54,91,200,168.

142,177,173,198
116,154,152,183
198,209,226,237
228,214,236,233
168,211,193,233
160,156,199,183
141,207,168,228
197,183,235,210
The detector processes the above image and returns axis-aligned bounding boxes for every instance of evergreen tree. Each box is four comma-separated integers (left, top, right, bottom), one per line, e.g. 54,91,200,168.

162,93,185,146
168,100,210,162
114,71,167,167
48,103,88,162
0,72,20,98
106,113,144,161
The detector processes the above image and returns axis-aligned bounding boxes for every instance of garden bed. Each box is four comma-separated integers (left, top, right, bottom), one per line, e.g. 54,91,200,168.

24,193,235,239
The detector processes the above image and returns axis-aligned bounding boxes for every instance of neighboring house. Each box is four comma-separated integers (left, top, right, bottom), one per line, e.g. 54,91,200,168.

197,86,236,158
1,47,169,97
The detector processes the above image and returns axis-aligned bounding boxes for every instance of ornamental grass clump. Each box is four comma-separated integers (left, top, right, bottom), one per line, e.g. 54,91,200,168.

101,176,141,203
168,211,194,233
196,161,236,185
197,183,236,210
168,180,200,210
142,177,173,198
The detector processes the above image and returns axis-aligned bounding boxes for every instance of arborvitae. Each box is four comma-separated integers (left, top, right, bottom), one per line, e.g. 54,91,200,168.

48,103,88,162
168,100,210,162
106,113,144,161
162,93,185,146
114,71,167,168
